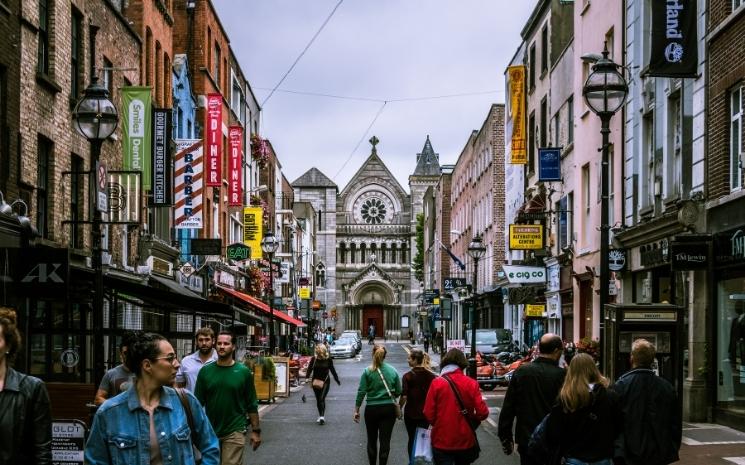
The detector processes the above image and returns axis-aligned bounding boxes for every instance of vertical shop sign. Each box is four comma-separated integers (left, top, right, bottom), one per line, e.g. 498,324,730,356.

151,109,172,205
174,139,203,229
122,87,152,189
538,147,561,181
648,0,697,77
228,126,243,206
507,65,526,164
205,93,222,186
242,206,263,259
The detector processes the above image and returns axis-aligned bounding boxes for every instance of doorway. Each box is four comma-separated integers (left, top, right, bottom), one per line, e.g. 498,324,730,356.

363,305,383,338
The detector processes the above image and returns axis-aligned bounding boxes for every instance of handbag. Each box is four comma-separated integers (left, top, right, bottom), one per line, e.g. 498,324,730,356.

312,377,327,390
176,388,203,465
376,368,402,419
412,427,433,465
442,375,480,459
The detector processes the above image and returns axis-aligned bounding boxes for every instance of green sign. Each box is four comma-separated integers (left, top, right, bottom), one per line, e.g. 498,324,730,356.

226,242,250,261
122,87,152,189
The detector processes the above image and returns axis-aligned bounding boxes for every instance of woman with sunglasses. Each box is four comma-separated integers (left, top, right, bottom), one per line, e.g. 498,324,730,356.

85,332,220,465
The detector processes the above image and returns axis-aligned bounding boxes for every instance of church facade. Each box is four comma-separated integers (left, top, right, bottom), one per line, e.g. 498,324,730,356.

292,137,441,337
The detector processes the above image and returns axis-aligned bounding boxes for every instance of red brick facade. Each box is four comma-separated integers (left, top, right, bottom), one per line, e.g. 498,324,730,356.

0,0,21,200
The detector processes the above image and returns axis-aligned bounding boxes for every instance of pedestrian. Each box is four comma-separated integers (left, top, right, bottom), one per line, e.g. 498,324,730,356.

535,353,622,465
176,326,218,392
612,339,681,465
368,323,376,345
423,348,489,465
498,333,566,465
85,332,220,465
0,307,52,465
195,330,262,465
93,330,139,405
409,329,415,344
400,348,437,464
423,334,430,353
354,344,402,465
307,343,341,425
434,330,443,354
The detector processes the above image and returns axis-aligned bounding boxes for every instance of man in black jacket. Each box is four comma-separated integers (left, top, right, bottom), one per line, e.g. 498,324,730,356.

498,333,566,465
613,339,681,465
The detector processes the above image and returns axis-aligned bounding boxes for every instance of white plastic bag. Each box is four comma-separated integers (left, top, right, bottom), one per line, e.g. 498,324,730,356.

412,427,433,465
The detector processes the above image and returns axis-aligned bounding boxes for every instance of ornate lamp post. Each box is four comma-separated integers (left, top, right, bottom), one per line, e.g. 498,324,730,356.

582,44,628,371
73,77,119,384
261,232,280,353
467,234,486,379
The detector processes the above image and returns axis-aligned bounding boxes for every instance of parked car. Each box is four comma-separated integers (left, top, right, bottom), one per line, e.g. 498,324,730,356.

330,337,357,358
341,330,362,353
465,328,513,355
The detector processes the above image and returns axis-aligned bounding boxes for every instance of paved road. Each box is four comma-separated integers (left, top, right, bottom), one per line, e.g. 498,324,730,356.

247,341,520,465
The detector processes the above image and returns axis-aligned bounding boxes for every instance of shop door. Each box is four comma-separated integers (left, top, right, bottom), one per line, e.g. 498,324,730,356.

363,305,383,338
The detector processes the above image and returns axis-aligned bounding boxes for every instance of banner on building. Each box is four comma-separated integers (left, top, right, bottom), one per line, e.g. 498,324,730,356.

507,66,527,164
205,93,222,187
122,87,152,189
509,224,544,250
648,0,697,77
151,108,172,206
228,126,243,206
242,206,263,260
538,147,561,181
174,139,204,229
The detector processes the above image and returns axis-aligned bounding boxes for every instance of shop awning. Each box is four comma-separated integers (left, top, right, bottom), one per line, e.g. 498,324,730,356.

217,285,306,327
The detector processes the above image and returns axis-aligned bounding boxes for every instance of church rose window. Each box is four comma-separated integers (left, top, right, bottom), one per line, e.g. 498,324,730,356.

361,198,387,224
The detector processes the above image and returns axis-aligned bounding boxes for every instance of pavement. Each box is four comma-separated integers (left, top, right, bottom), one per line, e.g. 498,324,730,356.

248,340,745,465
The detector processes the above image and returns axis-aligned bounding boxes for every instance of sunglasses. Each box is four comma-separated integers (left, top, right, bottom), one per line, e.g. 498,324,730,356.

153,354,178,365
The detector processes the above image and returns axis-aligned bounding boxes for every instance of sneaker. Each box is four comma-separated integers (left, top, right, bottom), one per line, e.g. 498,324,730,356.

319,416,325,425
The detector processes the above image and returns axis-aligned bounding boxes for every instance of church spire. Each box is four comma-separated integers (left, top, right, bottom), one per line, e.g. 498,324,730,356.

413,135,441,176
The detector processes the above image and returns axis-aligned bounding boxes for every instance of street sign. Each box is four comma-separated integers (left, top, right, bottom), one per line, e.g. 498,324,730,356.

444,277,467,291
226,243,250,261
96,161,108,213
423,289,440,304
322,312,328,318
299,288,310,299
179,262,195,278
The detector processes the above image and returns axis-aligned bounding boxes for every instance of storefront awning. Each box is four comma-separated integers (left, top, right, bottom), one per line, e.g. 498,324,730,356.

217,285,306,327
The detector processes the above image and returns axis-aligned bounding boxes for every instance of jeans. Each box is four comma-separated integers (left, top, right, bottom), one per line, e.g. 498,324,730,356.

404,417,429,463
312,379,330,416
564,459,613,465
364,404,397,465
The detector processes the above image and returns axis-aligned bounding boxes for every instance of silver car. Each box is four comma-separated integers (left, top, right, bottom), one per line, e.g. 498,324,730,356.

330,337,357,358
341,330,362,353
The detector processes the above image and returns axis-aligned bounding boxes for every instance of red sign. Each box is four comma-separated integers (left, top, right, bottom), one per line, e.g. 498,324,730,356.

228,126,242,206
205,93,222,187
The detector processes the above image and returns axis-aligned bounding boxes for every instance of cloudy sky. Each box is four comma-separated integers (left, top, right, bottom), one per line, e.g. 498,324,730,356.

212,1,535,191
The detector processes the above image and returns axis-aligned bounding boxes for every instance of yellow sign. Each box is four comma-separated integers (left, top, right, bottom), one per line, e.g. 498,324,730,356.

433,298,440,305
525,304,545,317
299,288,310,299
242,207,263,259
508,65,527,164
509,224,544,250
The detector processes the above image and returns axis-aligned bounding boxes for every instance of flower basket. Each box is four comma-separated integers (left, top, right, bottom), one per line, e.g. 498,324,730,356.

250,134,269,168
245,354,276,381
575,337,600,362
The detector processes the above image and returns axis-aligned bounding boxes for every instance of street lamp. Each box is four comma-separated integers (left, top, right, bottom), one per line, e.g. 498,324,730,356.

261,231,280,353
582,43,628,372
73,77,119,385
467,234,486,379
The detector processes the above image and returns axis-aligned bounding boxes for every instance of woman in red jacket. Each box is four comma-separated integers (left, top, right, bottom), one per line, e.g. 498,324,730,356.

424,349,489,465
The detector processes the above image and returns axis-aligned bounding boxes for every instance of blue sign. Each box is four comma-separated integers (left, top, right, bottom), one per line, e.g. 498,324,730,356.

538,147,562,181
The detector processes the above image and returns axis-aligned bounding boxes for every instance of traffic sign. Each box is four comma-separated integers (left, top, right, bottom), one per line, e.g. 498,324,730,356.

322,312,328,318
179,262,195,278
96,161,108,212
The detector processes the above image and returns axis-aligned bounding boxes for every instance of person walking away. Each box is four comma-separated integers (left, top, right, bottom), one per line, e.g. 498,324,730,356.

423,349,489,465
0,307,52,465
307,343,341,424
85,332,219,465
368,324,376,345
195,331,262,465
176,326,218,392
612,339,681,465
423,334,430,353
537,353,622,465
354,344,402,465
400,348,437,463
498,333,566,465
93,330,139,405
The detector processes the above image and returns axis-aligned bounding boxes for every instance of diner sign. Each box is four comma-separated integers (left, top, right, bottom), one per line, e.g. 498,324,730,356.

228,126,242,206
205,93,222,186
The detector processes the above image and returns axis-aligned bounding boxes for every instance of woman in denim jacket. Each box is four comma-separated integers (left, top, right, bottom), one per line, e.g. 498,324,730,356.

85,332,220,465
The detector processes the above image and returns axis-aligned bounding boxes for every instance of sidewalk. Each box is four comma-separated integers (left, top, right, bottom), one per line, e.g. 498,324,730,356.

678,423,745,464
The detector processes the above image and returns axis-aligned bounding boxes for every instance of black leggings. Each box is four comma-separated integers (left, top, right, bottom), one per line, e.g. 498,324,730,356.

404,417,429,462
364,404,397,465
312,379,330,416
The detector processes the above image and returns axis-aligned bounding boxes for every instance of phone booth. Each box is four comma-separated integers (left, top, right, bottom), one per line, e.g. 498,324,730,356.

604,303,684,400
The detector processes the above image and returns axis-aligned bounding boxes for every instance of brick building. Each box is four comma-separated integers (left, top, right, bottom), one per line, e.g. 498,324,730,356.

0,0,21,202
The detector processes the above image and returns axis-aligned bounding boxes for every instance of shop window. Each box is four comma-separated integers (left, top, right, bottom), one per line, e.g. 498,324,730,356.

717,276,745,412
731,85,743,191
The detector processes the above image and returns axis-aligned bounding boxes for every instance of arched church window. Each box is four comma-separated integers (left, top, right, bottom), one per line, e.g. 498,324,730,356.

339,242,346,263
360,243,366,264
315,263,326,287
400,243,407,264
371,243,377,261
350,243,356,264
381,244,387,264
391,244,397,264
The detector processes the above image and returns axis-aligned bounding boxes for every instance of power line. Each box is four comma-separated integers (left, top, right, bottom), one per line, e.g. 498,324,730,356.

333,101,388,180
255,87,503,103
255,87,384,103
261,0,344,107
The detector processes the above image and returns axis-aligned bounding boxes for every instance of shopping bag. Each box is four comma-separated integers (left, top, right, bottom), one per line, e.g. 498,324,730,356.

412,427,433,465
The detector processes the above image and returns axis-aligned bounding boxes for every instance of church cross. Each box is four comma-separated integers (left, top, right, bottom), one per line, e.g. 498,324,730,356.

369,136,379,154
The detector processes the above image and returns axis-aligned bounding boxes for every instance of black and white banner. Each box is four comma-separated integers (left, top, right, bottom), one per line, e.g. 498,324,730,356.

648,0,698,77
151,108,172,205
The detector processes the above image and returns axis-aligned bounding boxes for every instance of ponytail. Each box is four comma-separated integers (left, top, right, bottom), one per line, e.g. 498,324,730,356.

370,344,387,371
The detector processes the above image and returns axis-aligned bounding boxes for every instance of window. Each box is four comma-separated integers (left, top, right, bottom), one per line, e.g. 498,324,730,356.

214,43,221,86
605,28,615,61
0,67,7,191
609,145,615,227
177,108,184,139
145,28,153,86
350,243,356,264
582,164,591,247
567,95,574,143
70,155,84,248
734,0,744,10
541,25,548,74
71,10,83,99
102,57,113,96
315,263,326,287
643,113,655,207
529,43,536,89
731,86,743,191
558,195,569,249
553,113,560,146
528,111,536,172
37,136,53,239
540,97,548,147
38,0,50,74
669,92,682,197
155,42,162,104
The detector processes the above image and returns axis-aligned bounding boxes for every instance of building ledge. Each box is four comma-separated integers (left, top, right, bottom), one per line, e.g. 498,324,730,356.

36,72,62,94
706,188,745,211
614,210,683,249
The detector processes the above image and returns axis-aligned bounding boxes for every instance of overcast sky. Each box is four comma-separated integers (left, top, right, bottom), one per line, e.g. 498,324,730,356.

212,1,535,192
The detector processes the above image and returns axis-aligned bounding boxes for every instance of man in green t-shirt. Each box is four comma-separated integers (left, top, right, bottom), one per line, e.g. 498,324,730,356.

195,331,261,465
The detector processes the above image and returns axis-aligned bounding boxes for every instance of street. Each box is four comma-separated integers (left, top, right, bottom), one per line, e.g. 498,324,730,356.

249,342,519,465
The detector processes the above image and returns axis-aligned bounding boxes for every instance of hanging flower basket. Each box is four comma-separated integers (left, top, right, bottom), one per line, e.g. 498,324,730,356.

250,134,269,168
575,337,601,362
246,265,268,297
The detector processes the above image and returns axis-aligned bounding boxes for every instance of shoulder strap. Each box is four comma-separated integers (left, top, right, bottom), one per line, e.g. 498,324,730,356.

176,388,198,443
443,374,478,437
376,368,396,403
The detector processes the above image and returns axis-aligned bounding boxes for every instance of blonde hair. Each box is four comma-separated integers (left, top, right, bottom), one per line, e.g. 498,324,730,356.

559,353,608,413
422,352,433,371
315,344,329,360
370,344,387,371
631,339,656,368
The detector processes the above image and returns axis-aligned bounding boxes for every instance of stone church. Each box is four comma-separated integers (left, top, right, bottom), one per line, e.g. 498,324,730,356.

292,136,441,337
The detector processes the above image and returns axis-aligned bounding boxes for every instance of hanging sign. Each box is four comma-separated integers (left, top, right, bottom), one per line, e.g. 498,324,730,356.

121,87,152,189
226,243,250,261
174,139,203,229
670,241,709,270
538,147,561,181
228,126,242,206
648,0,698,77
151,108,172,206
242,206,263,259
205,93,222,186
503,265,546,284
507,65,527,164
525,304,545,318
299,287,311,299
509,224,544,250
